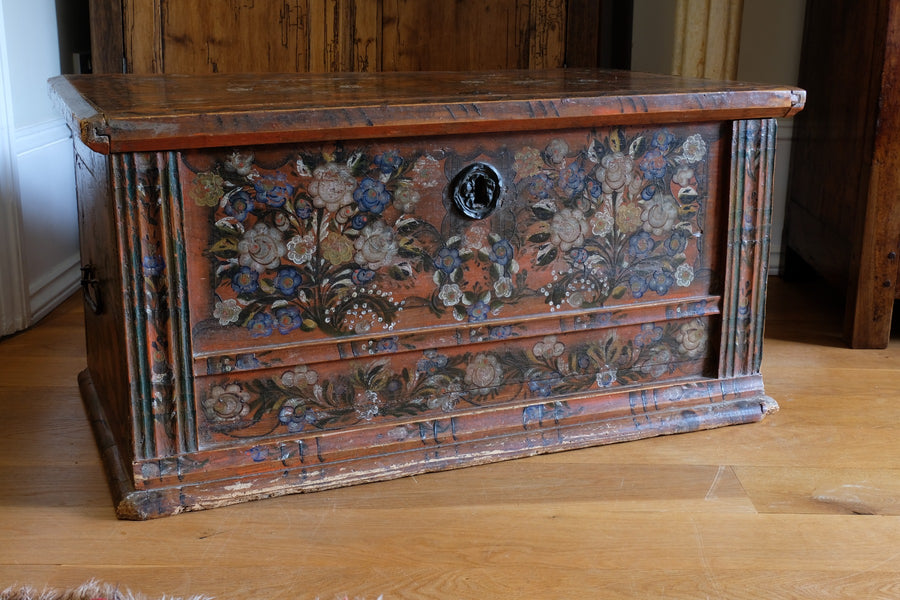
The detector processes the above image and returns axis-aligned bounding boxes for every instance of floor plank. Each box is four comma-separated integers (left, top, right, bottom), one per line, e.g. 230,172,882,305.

1,279,899,599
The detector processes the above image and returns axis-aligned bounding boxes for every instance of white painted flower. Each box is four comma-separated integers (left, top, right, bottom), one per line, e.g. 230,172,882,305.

533,335,565,360
641,194,680,236
493,276,514,298
673,165,694,188
682,134,708,163
238,223,286,272
226,151,255,176
354,389,382,421
213,298,242,326
281,365,319,388
639,347,672,378
439,283,463,307
590,209,615,237
392,181,421,213
309,162,357,213
545,138,569,166
354,221,397,270
550,208,589,251
675,263,695,287
286,232,316,265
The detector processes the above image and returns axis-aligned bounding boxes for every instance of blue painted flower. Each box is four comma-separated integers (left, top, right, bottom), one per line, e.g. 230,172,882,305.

417,349,449,375
569,247,589,265
224,190,254,221
651,130,676,151
467,301,490,322
489,325,513,340
246,446,268,462
350,213,370,230
254,176,293,208
585,178,604,200
529,373,562,398
434,247,462,274
489,239,515,266
558,162,587,197
294,199,313,220
647,269,675,296
664,231,688,256
231,266,259,294
351,268,375,285
354,177,392,214
639,149,667,179
374,151,403,174
377,337,399,353
274,306,303,334
273,268,303,296
641,185,657,201
628,231,656,258
629,274,649,298
635,323,664,348
247,311,274,338
279,403,318,433
142,254,165,277
525,173,554,199
235,354,261,370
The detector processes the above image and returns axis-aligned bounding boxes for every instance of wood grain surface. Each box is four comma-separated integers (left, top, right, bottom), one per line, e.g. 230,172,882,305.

2,276,898,599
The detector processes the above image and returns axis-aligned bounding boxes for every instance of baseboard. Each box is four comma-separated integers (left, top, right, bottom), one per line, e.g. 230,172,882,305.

28,252,81,325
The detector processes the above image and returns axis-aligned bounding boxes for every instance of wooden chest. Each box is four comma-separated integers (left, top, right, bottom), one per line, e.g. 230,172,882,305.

50,70,804,519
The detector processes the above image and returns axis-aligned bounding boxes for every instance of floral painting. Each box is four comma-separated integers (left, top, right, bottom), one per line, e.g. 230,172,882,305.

183,125,714,341
199,317,712,438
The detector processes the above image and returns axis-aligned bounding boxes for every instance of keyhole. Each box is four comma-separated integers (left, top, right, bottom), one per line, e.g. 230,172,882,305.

450,163,502,219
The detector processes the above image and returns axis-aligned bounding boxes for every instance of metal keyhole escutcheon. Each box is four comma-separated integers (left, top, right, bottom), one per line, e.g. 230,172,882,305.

450,162,502,219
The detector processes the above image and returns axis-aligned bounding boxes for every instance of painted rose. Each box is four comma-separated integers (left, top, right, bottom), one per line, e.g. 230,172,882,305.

673,165,695,188
676,319,708,358
213,298,242,326
465,353,504,392
641,194,680,236
309,162,357,212
550,208,589,252
320,232,354,265
681,134,707,163
639,347,672,378
203,383,251,422
354,221,397,270
191,172,224,207
238,223,286,272
286,232,316,265
615,202,643,234
544,138,569,166
596,151,636,194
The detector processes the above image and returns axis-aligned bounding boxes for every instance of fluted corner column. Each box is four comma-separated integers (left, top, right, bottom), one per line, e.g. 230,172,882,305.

672,0,744,79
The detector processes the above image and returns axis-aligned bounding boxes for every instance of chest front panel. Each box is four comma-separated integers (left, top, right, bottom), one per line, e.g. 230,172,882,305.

178,124,728,448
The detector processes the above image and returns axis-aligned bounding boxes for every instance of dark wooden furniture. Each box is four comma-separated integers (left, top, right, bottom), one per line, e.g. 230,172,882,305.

50,69,804,518
88,0,632,75
785,0,900,348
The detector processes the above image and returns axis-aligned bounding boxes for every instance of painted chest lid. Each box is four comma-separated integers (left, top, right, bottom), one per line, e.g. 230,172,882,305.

49,69,805,154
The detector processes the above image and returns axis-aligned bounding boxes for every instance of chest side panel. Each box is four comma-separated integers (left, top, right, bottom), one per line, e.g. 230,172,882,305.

179,124,728,448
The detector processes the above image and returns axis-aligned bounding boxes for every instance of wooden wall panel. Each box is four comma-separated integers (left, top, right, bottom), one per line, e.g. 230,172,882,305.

96,0,585,75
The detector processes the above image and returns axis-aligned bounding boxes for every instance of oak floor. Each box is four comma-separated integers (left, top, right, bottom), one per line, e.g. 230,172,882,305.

1,277,899,599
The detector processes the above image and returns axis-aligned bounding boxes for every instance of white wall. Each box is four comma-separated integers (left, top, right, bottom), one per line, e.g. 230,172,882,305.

631,0,807,274
0,0,80,333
